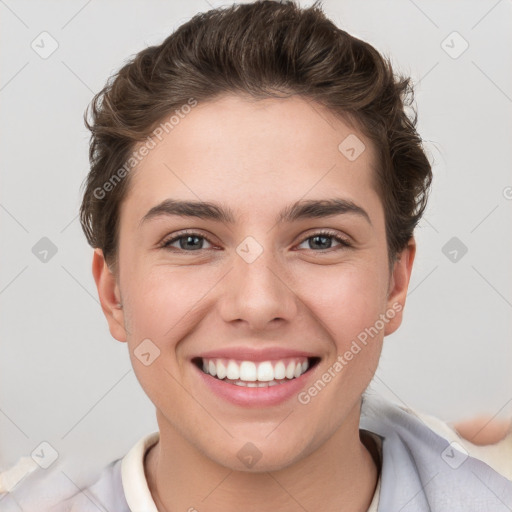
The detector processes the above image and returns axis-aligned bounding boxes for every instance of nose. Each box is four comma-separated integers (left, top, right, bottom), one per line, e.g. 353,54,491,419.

218,244,299,331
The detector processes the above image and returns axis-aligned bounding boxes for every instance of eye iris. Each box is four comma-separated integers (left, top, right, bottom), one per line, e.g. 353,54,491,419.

180,235,203,250
310,235,332,250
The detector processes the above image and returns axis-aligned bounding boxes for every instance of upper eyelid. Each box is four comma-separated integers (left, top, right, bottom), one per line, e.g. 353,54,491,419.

162,229,216,244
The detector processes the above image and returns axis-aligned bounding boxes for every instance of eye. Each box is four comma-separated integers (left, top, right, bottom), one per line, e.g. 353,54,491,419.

159,229,352,253
297,230,352,251
160,231,215,252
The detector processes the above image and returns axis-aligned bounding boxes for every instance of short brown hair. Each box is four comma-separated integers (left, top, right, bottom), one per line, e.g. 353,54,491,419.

80,0,432,270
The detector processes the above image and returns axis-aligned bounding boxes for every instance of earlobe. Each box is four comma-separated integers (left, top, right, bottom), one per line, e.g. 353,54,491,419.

384,238,416,336
91,248,127,342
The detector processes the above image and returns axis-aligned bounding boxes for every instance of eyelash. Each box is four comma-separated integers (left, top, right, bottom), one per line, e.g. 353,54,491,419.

159,229,352,253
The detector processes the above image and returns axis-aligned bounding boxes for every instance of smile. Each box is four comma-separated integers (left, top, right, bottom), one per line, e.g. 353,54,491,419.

191,355,320,405
196,356,317,386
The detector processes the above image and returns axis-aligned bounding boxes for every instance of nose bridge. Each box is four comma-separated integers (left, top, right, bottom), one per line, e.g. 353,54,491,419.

220,236,297,328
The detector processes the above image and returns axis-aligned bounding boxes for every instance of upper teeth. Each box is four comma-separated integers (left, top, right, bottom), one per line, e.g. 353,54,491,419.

202,357,309,382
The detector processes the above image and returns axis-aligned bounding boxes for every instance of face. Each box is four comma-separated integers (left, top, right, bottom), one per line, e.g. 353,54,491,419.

93,94,414,471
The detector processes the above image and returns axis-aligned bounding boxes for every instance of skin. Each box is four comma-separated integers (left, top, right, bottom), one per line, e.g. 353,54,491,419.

453,417,512,445
92,94,415,511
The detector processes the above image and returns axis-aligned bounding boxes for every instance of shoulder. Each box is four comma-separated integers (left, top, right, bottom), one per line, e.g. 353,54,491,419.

0,431,159,512
360,392,512,511
0,456,129,512
415,408,512,480
54,458,130,512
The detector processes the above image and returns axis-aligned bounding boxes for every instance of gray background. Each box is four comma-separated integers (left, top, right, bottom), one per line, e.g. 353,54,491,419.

1,0,511,484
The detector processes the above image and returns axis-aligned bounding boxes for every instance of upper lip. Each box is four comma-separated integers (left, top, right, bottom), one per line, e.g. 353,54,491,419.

194,346,320,362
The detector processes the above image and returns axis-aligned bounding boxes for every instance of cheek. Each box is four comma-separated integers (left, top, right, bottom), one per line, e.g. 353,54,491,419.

122,263,220,345
120,265,206,414
294,260,389,345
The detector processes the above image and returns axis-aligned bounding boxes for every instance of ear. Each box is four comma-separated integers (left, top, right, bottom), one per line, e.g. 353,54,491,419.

92,248,127,342
384,237,416,336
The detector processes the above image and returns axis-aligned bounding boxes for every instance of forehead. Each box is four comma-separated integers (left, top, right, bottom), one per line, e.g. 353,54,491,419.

123,94,380,219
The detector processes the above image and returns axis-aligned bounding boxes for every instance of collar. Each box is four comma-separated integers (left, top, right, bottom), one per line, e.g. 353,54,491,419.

121,431,160,511
120,430,381,511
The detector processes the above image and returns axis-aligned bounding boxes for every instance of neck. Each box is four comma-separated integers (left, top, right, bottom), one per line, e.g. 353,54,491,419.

145,406,378,512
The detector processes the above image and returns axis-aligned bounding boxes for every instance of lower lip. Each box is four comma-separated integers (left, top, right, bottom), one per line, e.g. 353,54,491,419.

193,362,317,407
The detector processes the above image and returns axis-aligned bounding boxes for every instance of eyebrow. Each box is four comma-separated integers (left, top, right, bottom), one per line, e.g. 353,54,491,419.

139,198,372,227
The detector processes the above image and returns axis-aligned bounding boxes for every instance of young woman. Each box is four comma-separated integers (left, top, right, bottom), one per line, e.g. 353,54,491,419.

4,1,510,510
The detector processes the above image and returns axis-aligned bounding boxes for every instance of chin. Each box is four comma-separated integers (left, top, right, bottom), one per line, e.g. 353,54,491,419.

204,435,310,473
